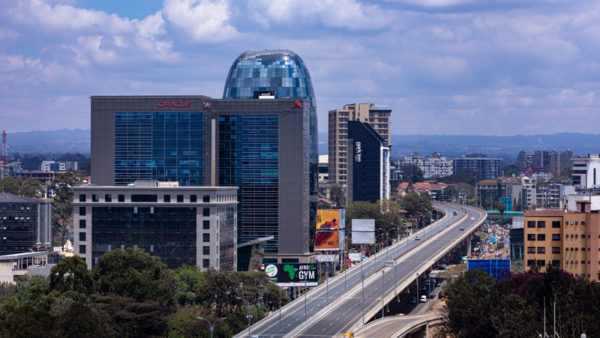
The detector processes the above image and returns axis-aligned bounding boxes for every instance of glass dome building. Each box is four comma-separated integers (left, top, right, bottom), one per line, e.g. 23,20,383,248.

223,49,315,102
223,50,318,257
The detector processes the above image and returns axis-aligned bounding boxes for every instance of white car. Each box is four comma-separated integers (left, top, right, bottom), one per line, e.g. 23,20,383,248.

470,217,475,221
420,295,427,303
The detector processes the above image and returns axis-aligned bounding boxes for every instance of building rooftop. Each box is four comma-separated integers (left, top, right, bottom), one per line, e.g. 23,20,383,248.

524,210,563,217
0,193,49,204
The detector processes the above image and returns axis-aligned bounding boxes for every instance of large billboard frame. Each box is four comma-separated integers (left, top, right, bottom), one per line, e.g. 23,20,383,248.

265,263,319,287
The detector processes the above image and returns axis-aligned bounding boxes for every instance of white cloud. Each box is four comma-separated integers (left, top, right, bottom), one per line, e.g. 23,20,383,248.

135,11,166,39
163,0,238,42
248,0,394,31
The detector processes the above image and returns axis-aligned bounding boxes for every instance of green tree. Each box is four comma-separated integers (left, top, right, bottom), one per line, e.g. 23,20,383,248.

0,176,21,195
2,303,56,338
399,164,424,183
92,248,176,309
494,200,506,215
51,172,82,249
19,178,44,198
329,183,346,207
50,256,94,295
399,192,432,219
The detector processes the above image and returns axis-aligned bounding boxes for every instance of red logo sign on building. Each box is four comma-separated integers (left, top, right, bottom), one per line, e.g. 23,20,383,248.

157,101,191,108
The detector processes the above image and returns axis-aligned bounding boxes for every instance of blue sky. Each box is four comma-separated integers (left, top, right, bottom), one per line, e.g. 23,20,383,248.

1,0,599,135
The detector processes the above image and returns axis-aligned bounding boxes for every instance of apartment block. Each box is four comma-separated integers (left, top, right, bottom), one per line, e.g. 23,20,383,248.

328,103,391,185
524,208,600,280
396,152,453,179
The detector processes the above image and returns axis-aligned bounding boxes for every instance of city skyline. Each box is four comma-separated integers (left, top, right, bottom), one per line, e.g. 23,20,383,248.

1,0,600,135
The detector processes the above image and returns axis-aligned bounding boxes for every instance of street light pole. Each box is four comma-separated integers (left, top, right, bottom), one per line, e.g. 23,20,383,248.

381,270,385,318
416,272,419,302
362,273,365,325
304,279,307,318
279,288,282,335
196,316,226,338
247,303,252,337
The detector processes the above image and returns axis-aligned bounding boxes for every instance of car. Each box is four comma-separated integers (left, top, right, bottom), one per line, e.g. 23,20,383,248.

420,295,427,303
453,211,457,215
470,217,475,221
459,226,465,230
415,236,420,240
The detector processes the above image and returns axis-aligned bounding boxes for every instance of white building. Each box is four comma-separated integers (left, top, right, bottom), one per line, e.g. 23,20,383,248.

41,161,79,172
396,153,453,179
572,154,600,188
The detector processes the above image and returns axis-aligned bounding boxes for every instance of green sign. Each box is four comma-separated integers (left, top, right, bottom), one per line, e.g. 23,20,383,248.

265,263,319,287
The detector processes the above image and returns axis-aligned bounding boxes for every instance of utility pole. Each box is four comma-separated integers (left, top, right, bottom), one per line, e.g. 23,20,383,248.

381,270,385,318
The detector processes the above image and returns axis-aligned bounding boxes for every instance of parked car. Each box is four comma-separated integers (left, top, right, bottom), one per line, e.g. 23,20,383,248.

420,295,427,303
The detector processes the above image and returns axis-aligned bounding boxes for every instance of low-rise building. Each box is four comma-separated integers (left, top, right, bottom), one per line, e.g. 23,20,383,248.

73,181,238,271
0,193,52,255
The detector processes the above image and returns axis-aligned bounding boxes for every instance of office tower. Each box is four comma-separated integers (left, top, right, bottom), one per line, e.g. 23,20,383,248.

73,181,237,270
328,103,391,185
0,193,52,255
346,121,390,204
571,154,600,188
453,156,502,181
223,50,318,263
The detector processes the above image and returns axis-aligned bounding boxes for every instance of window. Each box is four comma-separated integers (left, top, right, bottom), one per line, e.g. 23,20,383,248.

203,220,210,230
79,207,86,216
527,234,536,241
164,194,171,202
190,195,197,203
118,194,125,202
177,195,184,203
131,194,158,202
79,219,86,228
582,221,586,225
527,260,536,267
537,221,545,228
527,247,535,253
552,221,560,228
527,221,536,228
203,195,210,203
92,194,99,202
581,260,586,264
552,247,560,254
203,208,210,217
203,259,210,268
537,260,545,266
203,246,210,255
79,233,86,241
105,194,112,202
552,260,560,267
79,194,86,202
537,234,546,241
79,245,86,254
582,247,586,251
552,234,560,241
203,233,210,242
537,247,545,253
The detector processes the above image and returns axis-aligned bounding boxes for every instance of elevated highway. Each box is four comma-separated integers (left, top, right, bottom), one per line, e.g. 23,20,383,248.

235,203,486,337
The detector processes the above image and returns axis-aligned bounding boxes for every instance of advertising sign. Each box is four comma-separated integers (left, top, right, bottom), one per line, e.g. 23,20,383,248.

265,263,318,287
315,231,340,251
315,254,339,262
317,210,342,230
352,219,375,232
348,253,362,262
467,259,511,279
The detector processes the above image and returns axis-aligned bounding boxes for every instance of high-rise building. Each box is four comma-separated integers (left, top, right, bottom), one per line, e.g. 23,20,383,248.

396,152,453,179
73,181,237,270
346,121,390,204
454,156,502,181
328,103,391,185
0,193,52,255
90,48,318,266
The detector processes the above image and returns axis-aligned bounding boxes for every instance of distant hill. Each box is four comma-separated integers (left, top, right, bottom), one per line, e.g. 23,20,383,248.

319,132,600,162
6,129,600,163
4,129,90,154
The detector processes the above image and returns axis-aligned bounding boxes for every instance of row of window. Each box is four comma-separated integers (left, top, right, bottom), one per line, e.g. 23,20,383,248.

80,193,212,203
79,218,213,230
527,247,560,254
79,206,211,217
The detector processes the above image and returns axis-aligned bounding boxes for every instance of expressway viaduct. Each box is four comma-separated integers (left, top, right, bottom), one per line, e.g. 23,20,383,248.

234,203,487,337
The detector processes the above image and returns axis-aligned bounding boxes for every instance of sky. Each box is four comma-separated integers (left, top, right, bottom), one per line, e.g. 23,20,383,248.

1,0,599,135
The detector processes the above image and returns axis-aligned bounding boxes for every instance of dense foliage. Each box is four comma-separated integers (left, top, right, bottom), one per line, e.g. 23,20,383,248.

443,267,600,337
0,249,288,337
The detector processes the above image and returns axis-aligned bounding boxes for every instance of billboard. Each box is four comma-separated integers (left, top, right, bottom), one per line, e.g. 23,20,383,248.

467,259,511,279
352,219,375,232
352,219,375,245
265,263,318,287
315,231,340,251
317,209,344,230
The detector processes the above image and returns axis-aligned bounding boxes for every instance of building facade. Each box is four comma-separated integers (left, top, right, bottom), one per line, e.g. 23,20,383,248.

396,153,453,179
347,121,390,204
572,154,600,188
0,193,52,255
328,103,391,185
41,161,79,172
454,157,502,181
524,209,600,280
73,181,237,270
